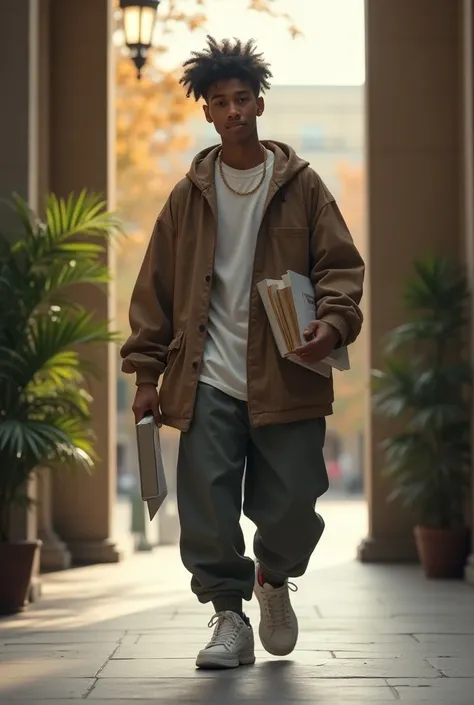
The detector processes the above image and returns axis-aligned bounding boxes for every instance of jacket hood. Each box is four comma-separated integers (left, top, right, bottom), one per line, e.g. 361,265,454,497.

186,140,310,193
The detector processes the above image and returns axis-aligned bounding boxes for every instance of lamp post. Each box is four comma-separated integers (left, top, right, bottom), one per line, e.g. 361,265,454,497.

119,0,160,79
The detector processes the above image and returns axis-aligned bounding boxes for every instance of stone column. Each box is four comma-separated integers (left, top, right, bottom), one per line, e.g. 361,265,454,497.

0,0,46,599
0,0,41,216
359,0,464,562
462,0,474,587
48,0,121,564
37,469,71,571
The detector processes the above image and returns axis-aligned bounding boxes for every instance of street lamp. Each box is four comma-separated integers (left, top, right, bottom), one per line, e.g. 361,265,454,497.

119,0,160,79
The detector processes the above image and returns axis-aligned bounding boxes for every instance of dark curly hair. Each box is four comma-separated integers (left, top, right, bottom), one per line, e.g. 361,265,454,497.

180,36,273,101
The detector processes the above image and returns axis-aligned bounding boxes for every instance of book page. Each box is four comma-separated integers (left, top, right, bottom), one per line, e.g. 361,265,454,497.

277,286,301,350
283,271,317,339
257,279,289,356
257,277,332,378
285,271,350,371
268,284,293,351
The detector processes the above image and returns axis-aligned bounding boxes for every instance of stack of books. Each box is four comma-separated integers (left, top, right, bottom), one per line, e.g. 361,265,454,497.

257,270,350,378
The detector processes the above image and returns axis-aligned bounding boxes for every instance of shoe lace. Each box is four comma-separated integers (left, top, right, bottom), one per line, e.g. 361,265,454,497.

263,582,298,629
207,611,242,648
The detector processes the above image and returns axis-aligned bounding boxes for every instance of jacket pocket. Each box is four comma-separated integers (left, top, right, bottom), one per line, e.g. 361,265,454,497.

268,227,310,275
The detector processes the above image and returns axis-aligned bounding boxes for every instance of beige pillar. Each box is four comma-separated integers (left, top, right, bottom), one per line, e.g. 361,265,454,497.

0,0,41,216
38,469,71,571
0,0,45,598
48,0,121,564
29,0,72,575
359,0,464,561
462,0,474,587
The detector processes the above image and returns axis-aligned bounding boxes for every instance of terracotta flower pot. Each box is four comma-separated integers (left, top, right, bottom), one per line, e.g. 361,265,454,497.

414,525,470,579
0,540,41,615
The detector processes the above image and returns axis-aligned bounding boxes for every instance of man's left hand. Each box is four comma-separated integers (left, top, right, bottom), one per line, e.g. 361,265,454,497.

291,320,341,364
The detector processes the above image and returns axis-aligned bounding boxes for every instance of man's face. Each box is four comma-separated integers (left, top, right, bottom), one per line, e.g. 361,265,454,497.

203,78,264,144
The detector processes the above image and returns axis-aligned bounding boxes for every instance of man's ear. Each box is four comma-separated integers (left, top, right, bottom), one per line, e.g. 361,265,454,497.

203,104,213,124
256,96,265,117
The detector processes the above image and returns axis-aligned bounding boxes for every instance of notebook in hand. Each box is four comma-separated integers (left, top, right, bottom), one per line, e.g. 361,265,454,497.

257,270,350,377
135,414,168,520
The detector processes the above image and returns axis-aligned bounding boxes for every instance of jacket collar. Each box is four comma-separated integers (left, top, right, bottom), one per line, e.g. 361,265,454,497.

186,140,309,194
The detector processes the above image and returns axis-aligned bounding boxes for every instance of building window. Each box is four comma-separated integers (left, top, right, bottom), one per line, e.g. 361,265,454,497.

300,124,348,152
301,125,325,151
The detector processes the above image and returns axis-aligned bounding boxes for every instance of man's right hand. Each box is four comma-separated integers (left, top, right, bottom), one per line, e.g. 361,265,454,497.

132,384,162,427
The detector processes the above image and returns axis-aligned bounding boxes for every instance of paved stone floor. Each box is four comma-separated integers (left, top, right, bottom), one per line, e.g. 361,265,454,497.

1,498,474,703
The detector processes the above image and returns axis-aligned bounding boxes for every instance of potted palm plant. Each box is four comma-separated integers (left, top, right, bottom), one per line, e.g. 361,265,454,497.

373,257,471,578
0,191,120,613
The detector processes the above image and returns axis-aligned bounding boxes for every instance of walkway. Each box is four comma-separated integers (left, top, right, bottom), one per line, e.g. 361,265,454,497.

1,498,474,703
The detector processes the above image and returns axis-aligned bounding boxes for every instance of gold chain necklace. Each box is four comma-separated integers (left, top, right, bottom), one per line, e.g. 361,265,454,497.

218,146,268,197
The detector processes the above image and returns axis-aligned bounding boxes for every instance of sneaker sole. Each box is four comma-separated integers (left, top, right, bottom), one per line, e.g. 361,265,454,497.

195,652,256,669
258,622,298,657
254,584,299,657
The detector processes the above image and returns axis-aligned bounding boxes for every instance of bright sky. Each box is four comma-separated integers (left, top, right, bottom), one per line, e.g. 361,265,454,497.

156,0,365,86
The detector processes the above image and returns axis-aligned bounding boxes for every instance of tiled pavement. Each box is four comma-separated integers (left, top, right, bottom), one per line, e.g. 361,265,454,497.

1,498,474,704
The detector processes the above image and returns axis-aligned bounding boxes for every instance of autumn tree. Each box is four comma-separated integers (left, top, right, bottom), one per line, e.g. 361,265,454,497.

330,160,367,438
115,56,196,337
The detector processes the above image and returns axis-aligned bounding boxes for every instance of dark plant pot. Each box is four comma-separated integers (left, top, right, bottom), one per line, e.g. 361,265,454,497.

0,540,41,615
414,525,470,579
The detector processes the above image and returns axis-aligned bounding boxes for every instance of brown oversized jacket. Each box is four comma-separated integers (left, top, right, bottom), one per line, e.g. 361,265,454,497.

120,141,365,431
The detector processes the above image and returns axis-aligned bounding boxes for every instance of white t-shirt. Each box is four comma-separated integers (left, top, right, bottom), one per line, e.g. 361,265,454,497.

199,149,275,400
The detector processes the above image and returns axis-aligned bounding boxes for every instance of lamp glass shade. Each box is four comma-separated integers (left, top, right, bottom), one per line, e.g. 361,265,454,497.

123,4,157,47
123,6,140,45
140,6,156,46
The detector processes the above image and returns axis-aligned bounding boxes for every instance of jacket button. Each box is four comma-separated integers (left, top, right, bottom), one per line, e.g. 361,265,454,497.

205,274,211,282
192,361,198,370
199,324,205,332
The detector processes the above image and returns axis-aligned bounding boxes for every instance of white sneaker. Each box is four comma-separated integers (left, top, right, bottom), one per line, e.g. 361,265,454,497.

254,563,298,656
195,610,256,669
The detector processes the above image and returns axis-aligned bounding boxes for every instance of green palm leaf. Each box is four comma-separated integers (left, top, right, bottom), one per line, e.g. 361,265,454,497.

18,311,114,383
27,386,92,421
0,190,122,540
43,258,109,295
45,190,121,247
0,420,67,460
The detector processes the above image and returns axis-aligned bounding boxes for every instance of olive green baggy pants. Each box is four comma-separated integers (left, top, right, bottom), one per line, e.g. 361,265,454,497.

177,382,329,609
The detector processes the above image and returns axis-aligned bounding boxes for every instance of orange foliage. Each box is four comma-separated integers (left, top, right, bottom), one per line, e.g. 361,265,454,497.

116,55,197,226
331,160,367,436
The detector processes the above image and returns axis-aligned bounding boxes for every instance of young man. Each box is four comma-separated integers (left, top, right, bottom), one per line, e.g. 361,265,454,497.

121,37,364,669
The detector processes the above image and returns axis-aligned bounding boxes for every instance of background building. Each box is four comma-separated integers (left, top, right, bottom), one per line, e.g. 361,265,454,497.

185,85,363,197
